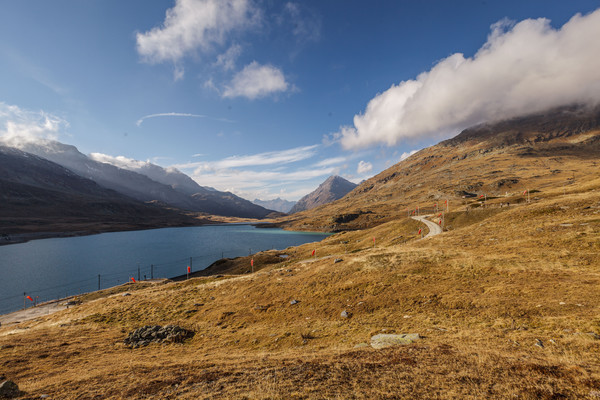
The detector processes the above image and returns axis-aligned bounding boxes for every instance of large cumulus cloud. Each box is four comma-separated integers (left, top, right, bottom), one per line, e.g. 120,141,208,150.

338,9,600,149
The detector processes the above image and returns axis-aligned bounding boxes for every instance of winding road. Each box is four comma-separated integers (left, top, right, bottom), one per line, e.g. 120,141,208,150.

412,215,443,238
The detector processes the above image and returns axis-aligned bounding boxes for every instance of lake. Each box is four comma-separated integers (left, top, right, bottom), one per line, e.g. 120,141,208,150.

0,225,329,315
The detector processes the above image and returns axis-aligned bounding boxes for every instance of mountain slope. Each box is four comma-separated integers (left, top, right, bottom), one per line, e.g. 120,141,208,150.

89,153,209,196
0,146,199,235
1,139,273,219
282,104,600,231
289,175,357,214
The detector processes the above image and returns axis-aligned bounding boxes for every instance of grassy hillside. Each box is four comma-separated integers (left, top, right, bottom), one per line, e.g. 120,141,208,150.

280,106,600,232
1,182,599,399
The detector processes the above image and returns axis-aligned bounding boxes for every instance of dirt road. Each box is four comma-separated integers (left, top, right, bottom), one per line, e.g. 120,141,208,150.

412,215,443,238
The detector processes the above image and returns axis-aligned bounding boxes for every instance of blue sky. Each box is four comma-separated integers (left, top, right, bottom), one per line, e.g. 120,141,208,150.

1,1,599,201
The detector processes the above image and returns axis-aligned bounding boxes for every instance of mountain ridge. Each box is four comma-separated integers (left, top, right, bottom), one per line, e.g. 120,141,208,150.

0,138,274,219
280,104,600,231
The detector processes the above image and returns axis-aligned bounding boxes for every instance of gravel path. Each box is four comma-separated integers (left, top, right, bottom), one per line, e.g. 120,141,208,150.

412,215,443,238
0,299,70,326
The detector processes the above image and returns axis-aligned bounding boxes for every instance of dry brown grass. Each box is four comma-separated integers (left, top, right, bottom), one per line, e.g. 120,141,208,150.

2,127,600,398
1,185,600,399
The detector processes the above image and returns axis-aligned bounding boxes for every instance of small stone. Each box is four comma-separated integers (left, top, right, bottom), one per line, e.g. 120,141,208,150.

559,301,566,305
334,258,343,263
0,380,20,398
122,293,131,297
40,394,50,398
340,310,351,319
403,315,411,319
535,339,544,348
370,333,421,349
290,299,299,305
588,332,600,340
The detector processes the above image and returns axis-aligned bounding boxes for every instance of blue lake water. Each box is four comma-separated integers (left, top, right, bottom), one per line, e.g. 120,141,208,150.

0,225,329,315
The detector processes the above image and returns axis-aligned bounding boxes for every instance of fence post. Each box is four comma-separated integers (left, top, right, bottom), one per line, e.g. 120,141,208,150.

98,274,101,291
151,264,154,279
137,263,141,282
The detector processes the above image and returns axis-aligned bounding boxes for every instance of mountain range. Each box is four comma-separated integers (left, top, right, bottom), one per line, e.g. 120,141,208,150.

252,198,296,213
0,145,201,238
0,138,276,219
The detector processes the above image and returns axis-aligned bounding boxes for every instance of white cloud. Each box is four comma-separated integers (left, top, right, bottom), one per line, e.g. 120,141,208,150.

189,165,335,201
357,160,373,174
399,149,419,161
136,112,207,127
136,0,260,73
89,153,148,170
173,144,318,170
281,2,321,43
222,61,289,99
338,9,600,149
215,44,242,71
314,156,346,167
0,102,68,144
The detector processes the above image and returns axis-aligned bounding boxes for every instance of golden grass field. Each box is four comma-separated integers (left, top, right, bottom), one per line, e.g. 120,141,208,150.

1,111,599,399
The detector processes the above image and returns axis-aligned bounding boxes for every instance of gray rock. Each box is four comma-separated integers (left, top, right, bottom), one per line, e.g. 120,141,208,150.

340,310,351,319
535,339,544,348
124,325,194,348
0,380,20,398
334,258,343,263
121,293,131,297
370,333,421,349
290,299,299,305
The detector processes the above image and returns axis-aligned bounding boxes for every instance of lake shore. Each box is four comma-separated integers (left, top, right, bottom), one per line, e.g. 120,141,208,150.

0,214,271,247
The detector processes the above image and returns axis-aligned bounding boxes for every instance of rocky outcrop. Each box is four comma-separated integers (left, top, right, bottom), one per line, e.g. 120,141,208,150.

124,325,194,348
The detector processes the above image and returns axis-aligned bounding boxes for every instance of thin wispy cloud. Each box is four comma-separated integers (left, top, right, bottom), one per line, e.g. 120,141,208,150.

215,44,242,71
136,112,234,127
314,156,346,167
188,165,336,201
173,144,319,169
171,144,330,200
357,160,373,174
337,9,600,149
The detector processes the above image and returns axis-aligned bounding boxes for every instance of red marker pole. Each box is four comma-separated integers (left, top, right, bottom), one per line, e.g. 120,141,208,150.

187,265,191,280
251,258,254,273
373,237,376,248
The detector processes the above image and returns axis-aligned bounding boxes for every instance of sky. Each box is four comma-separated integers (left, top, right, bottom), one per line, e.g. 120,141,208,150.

1,1,599,201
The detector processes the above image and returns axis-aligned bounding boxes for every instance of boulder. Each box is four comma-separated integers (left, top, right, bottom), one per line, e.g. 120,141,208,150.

0,380,20,398
370,333,421,349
